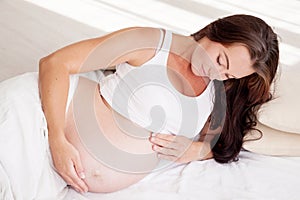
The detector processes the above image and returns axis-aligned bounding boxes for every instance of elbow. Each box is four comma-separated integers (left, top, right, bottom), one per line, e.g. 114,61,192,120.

39,56,47,67
39,55,71,75
39,55,66,75
39,57,49,82
39,56,52,74
38,55,62,85
39,54,57,70
38,56,52,91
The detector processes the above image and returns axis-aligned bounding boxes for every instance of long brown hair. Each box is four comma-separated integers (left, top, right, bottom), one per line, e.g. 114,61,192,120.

191,14,279,163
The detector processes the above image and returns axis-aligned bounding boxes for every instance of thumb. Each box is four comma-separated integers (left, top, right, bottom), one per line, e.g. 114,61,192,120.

74,156,85,179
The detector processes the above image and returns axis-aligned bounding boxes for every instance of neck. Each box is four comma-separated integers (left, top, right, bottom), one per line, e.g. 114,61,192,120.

170,33,197,63
167,56,210,97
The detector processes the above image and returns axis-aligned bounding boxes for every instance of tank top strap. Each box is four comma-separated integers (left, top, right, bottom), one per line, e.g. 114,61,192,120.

145,28,172,67
155,29,164,55
159,29,172,66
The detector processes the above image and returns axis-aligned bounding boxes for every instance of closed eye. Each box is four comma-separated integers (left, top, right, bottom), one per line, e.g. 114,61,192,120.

217,54,236,79
217,55,221,65
225,73,237,79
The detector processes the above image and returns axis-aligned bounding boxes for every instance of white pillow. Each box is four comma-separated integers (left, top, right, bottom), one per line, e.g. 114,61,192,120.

258,64,300,134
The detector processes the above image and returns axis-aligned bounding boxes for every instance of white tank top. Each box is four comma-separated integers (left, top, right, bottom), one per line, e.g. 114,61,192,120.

99,29,214,138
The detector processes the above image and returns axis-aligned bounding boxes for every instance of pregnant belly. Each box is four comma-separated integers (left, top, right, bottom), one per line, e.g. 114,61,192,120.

64,77,159,193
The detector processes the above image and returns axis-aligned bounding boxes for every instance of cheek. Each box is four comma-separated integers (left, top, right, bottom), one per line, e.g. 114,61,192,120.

191,47,216,71
191,46,204,66
245,68,256,77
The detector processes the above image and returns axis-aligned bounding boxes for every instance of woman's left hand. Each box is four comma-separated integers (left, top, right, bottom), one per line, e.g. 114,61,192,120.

149,133,203,164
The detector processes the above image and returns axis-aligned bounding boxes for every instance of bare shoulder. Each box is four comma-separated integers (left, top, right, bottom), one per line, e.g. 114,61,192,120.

117,27,163,67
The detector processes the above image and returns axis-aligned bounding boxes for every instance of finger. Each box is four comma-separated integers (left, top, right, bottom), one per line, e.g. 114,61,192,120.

157,153,177,162
150,136,177,149
152,145,177,156
158,153,188,164
153,133,176,141
64,176,82,193
74,156,86,180
68,184,81,193
68,163,88,193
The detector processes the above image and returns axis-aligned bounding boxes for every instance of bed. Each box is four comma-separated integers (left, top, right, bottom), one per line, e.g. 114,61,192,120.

62,151,300,200
1,0,300,199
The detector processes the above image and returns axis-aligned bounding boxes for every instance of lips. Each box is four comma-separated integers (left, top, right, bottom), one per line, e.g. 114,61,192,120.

191,65,201,76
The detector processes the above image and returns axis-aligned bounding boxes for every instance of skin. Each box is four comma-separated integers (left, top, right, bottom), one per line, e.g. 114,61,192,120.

150,35,255,163
39,27,254,193
190,36,255,80
39,27,162,193
63,81,157,193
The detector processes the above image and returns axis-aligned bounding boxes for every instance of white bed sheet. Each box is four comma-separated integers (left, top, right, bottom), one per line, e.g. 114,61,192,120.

64,151,300,200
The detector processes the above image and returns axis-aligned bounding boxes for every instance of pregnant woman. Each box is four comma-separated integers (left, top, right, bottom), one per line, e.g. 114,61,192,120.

0,14,279,198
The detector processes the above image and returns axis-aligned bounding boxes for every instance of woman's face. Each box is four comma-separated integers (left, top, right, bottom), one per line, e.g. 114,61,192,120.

191,37,255,80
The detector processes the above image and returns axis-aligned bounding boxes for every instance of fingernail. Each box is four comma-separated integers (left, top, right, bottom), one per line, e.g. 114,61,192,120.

152,133,156,137
79,172,85,179
73,187,81,193
81,188,88,194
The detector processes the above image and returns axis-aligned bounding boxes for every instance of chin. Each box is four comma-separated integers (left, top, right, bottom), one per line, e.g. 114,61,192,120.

191,68,199,76
191,65,203,76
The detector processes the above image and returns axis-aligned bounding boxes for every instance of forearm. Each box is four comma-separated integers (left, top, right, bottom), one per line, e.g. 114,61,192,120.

243,122,300,156
39,58,69,139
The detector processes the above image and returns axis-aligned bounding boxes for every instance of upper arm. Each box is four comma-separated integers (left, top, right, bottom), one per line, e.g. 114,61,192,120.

40,27,162,74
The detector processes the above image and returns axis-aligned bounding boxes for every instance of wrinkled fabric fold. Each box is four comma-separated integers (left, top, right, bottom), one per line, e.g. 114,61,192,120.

0,72,67,200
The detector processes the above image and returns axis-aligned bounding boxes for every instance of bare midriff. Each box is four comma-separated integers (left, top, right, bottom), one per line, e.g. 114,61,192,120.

64,78,159,193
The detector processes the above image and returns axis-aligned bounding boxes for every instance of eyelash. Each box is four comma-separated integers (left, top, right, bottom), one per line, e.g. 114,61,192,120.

217,55,232,79
217,55,221,65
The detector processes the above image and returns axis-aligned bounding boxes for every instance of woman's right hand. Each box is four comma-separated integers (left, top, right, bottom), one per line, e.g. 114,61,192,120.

48,133,88,193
